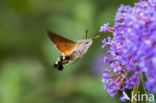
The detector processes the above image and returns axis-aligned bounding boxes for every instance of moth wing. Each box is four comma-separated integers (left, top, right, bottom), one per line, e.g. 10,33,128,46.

47,30,77,56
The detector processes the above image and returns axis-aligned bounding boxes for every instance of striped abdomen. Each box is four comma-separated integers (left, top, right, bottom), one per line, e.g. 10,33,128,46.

53,56,71,71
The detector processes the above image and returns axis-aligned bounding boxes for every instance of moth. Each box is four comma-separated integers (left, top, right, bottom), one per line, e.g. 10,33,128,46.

47,30,99,71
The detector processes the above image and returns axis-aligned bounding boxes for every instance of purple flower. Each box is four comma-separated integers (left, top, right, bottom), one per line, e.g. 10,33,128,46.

99,23,110,32
129,74,140,85
100,0,156,101
125,79,133,89
145,78,156,93
102,39,107,48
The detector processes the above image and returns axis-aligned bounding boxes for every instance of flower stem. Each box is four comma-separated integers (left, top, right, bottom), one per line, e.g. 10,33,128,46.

131,85,139,103
140,73,147,94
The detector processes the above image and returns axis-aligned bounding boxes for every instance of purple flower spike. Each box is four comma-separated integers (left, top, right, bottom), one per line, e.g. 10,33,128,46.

99,0,156,101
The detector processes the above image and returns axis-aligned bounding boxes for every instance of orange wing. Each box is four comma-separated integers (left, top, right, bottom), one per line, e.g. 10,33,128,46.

47,30,77,56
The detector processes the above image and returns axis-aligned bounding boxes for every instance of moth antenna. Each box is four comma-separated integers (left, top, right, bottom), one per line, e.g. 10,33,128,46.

86,29,88,39
73,58,80,64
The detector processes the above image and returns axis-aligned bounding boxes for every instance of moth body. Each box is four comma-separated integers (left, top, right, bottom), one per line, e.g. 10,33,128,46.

71,39,92,59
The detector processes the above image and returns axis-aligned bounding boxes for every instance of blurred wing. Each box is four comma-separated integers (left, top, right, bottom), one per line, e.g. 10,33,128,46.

47,30,77,56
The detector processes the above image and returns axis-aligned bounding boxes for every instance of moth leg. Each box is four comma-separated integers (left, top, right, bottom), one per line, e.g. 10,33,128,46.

73,58,80,64
61,56,70,65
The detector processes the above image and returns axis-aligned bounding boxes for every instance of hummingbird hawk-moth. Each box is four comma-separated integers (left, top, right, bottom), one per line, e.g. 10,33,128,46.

47,30,98,71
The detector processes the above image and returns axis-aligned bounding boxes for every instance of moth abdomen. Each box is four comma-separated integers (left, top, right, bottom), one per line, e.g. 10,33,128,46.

53,63,63,71
53,56,71,71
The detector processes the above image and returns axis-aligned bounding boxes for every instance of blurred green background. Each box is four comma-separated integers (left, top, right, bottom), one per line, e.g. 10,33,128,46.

0,0,136,103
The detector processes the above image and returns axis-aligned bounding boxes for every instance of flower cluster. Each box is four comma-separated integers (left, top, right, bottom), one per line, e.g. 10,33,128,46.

100,0,156,101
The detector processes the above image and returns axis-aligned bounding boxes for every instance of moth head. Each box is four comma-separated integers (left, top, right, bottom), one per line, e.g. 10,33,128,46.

84,39,92,46
77,39,92,48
